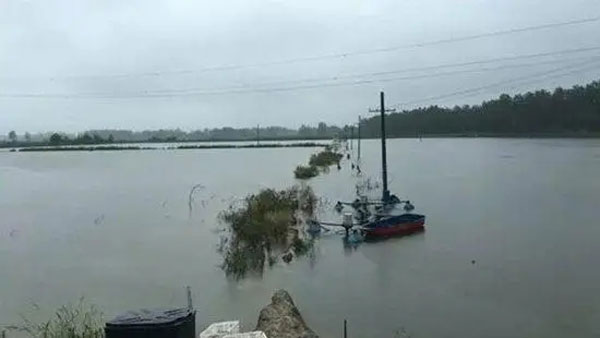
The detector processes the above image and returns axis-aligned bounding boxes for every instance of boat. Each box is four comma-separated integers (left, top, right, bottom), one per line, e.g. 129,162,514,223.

361,213,425,239
310,92,426,240
343,92,426,239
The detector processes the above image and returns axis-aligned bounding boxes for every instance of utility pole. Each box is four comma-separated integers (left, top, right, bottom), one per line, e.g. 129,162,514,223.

369,92,395,202
357,115,361,162
256,124,260,146
350,126,354,150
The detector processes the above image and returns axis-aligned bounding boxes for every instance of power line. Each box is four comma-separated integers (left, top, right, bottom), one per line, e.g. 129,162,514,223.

105,56,600,97
5,16,600,80
100,46,600,95
2,55,598,99
390,58,600,108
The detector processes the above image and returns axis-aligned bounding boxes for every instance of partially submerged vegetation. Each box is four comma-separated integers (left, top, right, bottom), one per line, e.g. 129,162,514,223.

308,146,344,168
14,142,326,152
294,142,344,180
19,146,145,152
294,165,319,179
219,185,317,279
10,298,104,338
177,142,325,149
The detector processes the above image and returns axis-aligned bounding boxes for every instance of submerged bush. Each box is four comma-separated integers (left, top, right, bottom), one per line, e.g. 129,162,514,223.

308,148,343,168
13,298,104,338
294,165,318,179
292,143,343,180
219,185,316,279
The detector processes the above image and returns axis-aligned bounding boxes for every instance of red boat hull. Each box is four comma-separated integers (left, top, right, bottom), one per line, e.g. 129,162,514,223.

363,219,425,238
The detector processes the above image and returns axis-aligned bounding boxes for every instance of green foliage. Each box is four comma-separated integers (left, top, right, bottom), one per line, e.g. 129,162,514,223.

291,237,311,255
8,130,17,142
360,80,600,136
308,149,343,168
19,146,142,152
13,298,104,338
49,133,63,145
294,165,319,179
219,185,316,279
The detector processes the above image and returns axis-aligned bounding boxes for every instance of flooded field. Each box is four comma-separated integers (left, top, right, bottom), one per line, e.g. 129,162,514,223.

1,138,599,337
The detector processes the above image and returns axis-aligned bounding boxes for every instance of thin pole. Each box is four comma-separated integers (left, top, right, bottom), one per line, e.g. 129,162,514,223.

357,116,361,161
256,124,260,146
186,286,193,310
343,319,347,338
350,126,354,150
380,92,389,202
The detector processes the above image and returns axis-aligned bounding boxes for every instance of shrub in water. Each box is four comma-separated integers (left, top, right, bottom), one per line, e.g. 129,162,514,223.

219,185,316,279
294,165,318,179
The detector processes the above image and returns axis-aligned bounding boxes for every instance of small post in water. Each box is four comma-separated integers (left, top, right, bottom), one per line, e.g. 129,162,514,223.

343,319,347,338
186,286,193,311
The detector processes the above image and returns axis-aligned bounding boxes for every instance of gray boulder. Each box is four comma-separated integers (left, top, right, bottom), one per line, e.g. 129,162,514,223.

256,290,318,338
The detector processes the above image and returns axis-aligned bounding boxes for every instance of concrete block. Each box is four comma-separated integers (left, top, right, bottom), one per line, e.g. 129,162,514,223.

199,321,240,338
223,331,267,338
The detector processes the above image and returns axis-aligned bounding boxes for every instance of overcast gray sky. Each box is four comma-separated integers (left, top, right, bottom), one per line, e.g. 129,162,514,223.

1,0,600,134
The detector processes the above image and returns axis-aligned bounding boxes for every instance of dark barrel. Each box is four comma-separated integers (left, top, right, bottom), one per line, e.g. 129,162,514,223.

105,308,195,338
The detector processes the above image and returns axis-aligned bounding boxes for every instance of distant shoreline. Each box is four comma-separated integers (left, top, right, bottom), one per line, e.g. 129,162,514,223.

3,132,600,152
11,142,328,152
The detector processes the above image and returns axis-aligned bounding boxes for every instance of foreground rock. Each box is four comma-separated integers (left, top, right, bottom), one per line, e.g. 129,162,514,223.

256,290,318,338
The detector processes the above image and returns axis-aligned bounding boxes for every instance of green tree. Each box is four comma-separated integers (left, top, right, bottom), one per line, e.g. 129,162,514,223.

92,134,103,144
8,130,17,143
359,80,600,136
24,132,31,142
108,134,114,143
80,133,93,144
49,133,63,145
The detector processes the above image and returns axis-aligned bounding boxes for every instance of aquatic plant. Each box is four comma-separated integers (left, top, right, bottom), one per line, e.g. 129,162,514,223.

12,298,104,338
294,165,318,179
308,148,343,168
292,142,343,180
219,185,316,279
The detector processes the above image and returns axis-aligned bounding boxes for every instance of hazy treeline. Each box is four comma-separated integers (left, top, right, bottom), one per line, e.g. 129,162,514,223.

1,123,343,146
3,80,599,147
359,80,600,137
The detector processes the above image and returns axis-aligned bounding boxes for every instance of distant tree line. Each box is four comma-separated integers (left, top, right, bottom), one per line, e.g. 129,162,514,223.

359,80,600,137
48,132,115,146
1,123,343,147
3,80,599,148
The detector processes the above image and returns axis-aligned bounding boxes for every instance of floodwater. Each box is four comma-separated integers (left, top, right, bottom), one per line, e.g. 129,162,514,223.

1,139,599,337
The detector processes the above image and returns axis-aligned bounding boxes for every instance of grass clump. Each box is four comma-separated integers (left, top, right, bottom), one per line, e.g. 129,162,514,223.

291,236,311,255
292,142,344,180
219,185,316,279
308,147,343,168
12,298,104,338
294,165,318,179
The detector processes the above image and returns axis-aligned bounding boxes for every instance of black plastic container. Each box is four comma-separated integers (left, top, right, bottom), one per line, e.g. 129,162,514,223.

105,308,195,338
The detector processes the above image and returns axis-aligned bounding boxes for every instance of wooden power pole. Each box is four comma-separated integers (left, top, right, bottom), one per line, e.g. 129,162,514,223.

369,92,395,202
357,115,361,162
256,124,260,146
